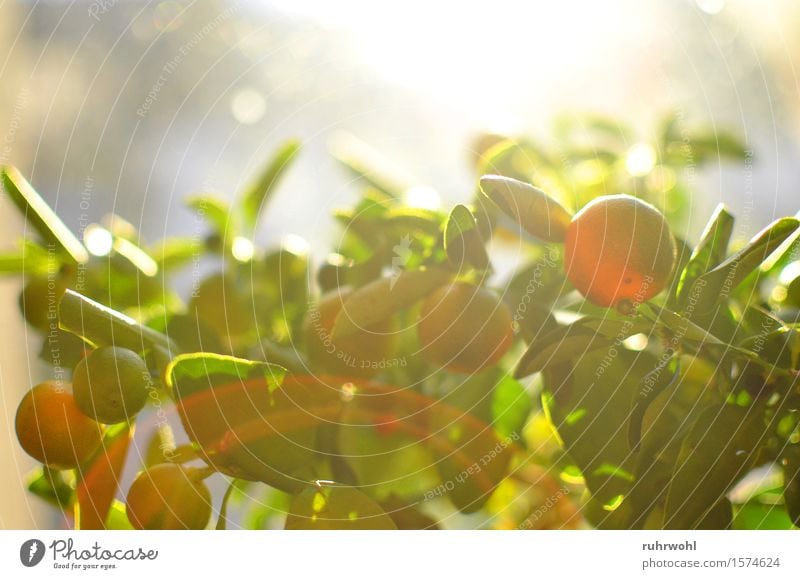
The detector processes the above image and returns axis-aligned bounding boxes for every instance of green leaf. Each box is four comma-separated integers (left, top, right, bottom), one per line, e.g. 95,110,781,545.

2,165,89,264
642,304,724,345
59,289,175,354
0,241,58,275
167,352,286,398
241,140,301,231
542,349,657,510
733,501,795,530
26,467,73,509
331,267,452,339
515,324,612,378
479,175,573,242
783,444,800,527
627,356,680,450
337,391,439,501
185,195,234,238
689,217,800,315
285,482,397,530
148,237,203,272
329,133,409,199
663,403,765,529
105,500,134,530
675,204,734,306
172,373,335,493
444,204,490,271
76,423,133,530
492,374,532,440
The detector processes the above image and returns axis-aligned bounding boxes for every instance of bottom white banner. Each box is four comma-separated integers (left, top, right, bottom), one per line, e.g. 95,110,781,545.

0,531,797,578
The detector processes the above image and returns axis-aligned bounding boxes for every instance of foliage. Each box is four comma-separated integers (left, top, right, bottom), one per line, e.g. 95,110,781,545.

3,114,800,530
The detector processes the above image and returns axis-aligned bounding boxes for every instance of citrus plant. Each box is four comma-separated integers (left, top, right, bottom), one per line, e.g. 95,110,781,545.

3,118,800,530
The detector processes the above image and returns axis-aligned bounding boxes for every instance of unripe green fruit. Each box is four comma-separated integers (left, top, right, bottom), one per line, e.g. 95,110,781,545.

18,277,66,331
126,464,212,530
73,346,149,424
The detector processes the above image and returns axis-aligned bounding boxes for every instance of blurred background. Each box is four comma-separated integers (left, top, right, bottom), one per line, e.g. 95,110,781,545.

2,0,800,528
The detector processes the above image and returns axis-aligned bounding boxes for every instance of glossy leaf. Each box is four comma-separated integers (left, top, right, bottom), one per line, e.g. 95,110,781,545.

643,303,724,345
285,482,397,530
515,325,612,379
444,204,490,271
689,217,800,314
185,195,233,238
675,204,734,306
76,424,133,530
479,175,572,242
337,390,439,501
492,373,532,440
331,267,452,339
330,133,409,199
167,352,286,397
733,501,795,530
783,444,800,527
542,349,658,507
172,370,338,493
59,289,175,353
148,237,202,272
663,403,764,529
1,165,89,264
27,467,73,510
241,140,301,231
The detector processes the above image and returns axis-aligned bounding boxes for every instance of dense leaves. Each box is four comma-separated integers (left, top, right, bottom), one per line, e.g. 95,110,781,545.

3,113,799,530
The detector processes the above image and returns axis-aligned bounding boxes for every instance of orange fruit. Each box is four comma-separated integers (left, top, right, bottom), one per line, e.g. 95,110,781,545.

303,289,398,378
15,381,103,469
126,464,212,530
418,282,513,373
564,194,676,309
72,346,150,424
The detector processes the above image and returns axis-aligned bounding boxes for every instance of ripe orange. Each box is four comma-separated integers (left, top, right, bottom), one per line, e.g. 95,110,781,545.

15,381,103,469
564,194,676,309
303,289,398,378
418,282,513,373
126,464,212,530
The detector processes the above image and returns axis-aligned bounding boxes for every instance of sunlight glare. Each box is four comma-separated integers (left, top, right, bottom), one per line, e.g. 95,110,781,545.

84,224,113,256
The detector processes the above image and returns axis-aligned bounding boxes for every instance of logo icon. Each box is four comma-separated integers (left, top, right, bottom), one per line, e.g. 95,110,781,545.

20,539,46,567
389,234,413,289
